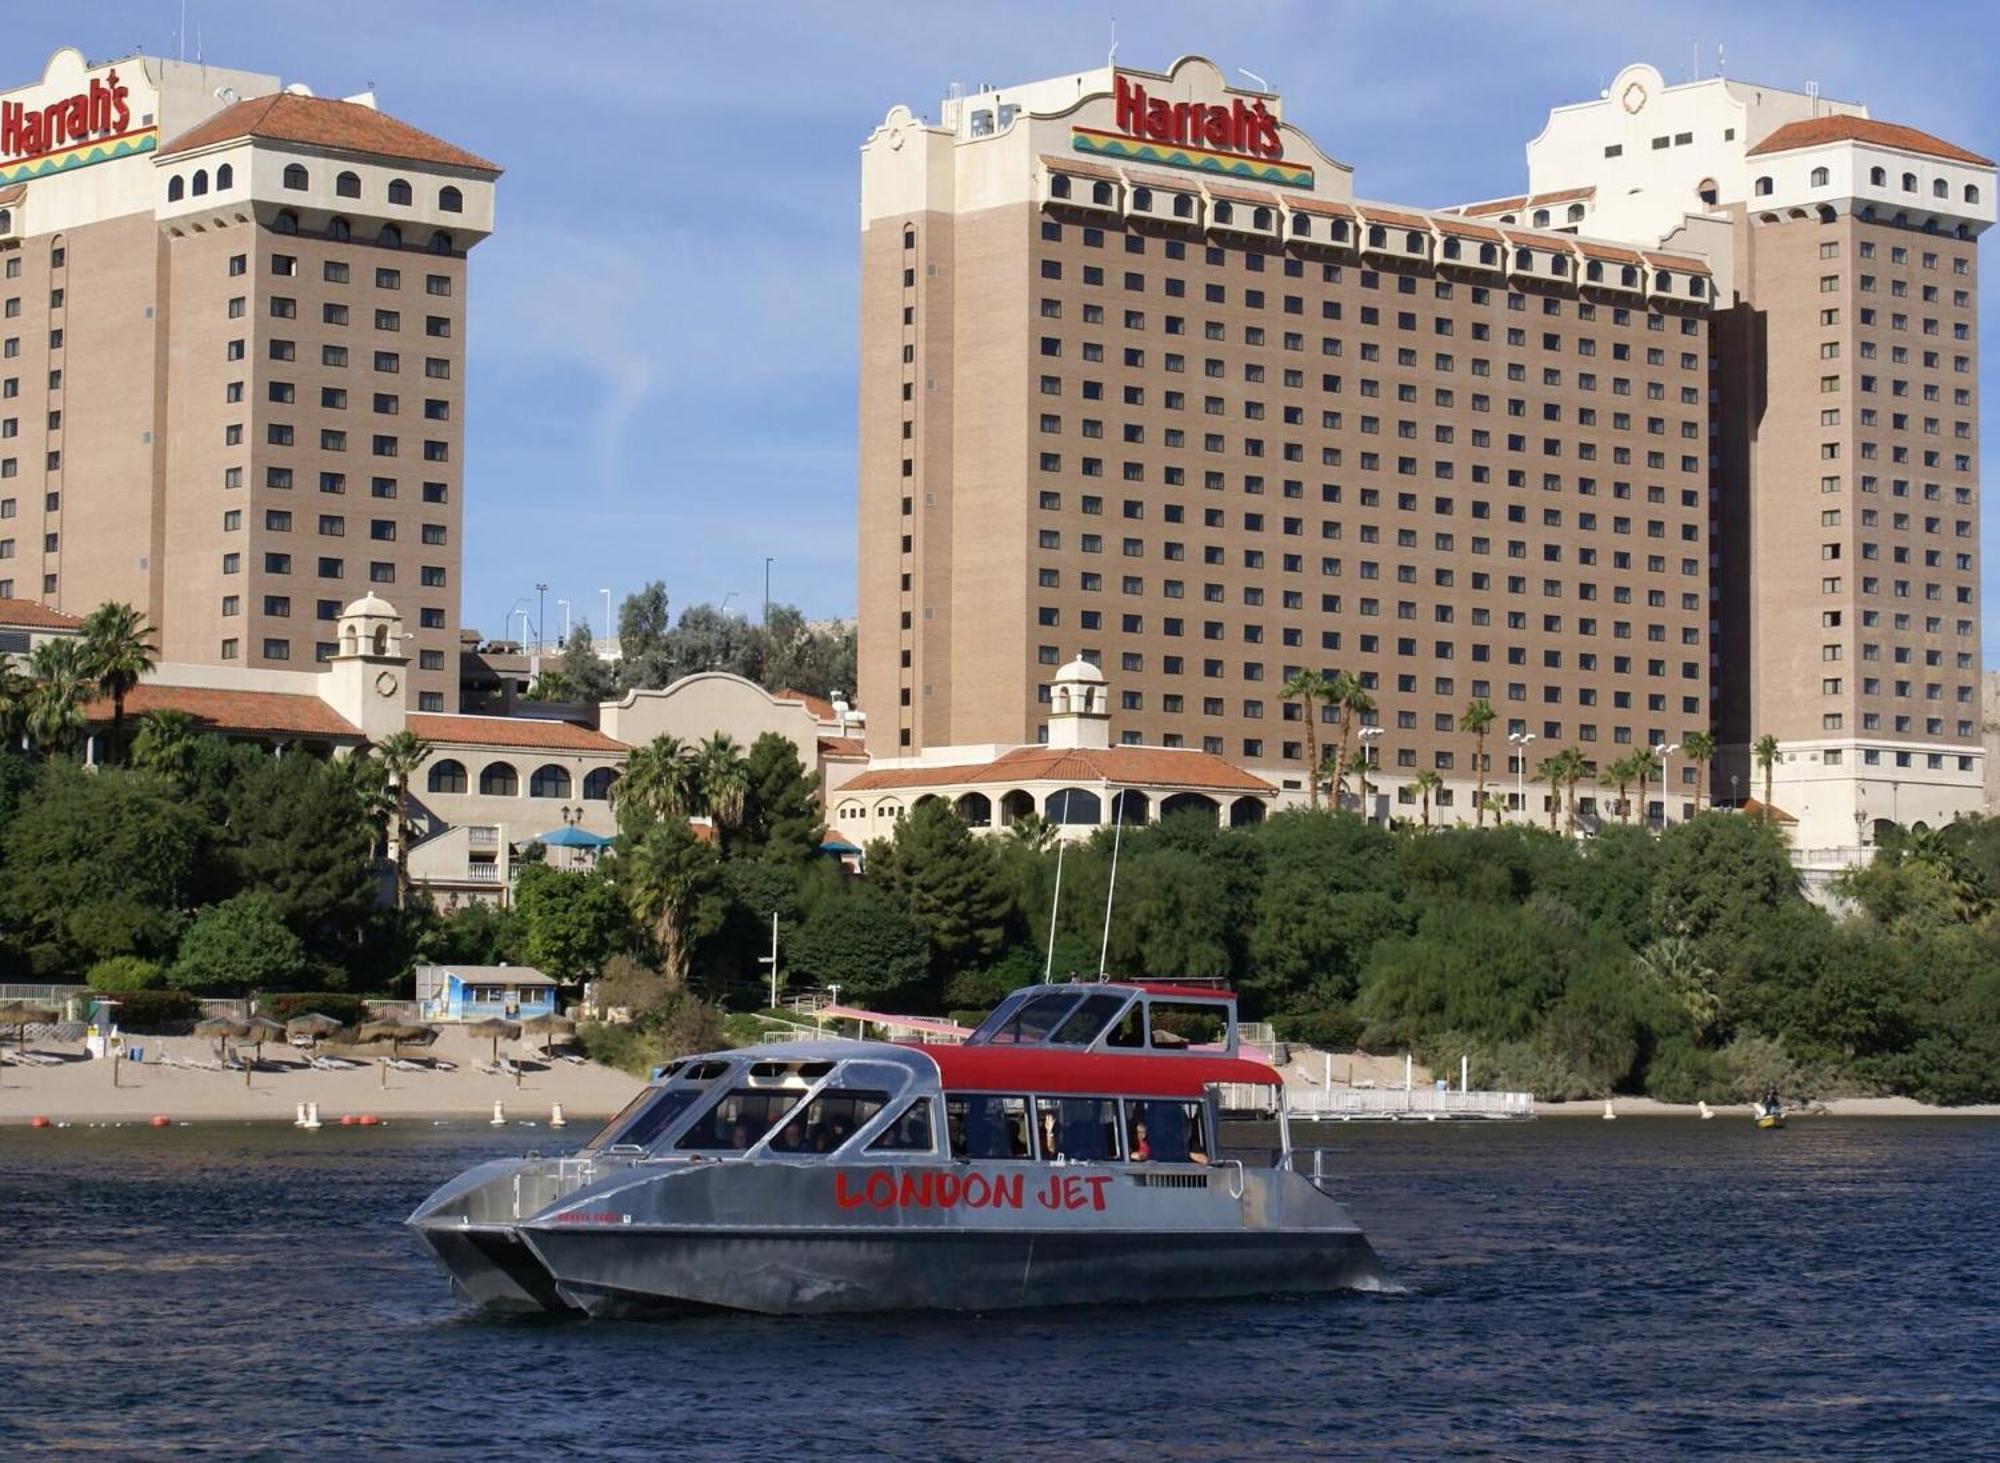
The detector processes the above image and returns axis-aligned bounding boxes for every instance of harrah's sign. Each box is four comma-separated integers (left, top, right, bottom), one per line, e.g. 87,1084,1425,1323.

1114,74,1281,160
2,69,131,161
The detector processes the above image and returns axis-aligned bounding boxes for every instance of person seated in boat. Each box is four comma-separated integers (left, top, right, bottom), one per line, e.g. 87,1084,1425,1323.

1129,1119,1151,1162
1039,1109,1061,1160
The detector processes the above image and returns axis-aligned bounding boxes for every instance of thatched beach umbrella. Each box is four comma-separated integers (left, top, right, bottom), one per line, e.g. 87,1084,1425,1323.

521,1014,575,1057
285,1012,342,1050
358,1020,434,1058
193,1016,250,1077
465,1017,521,1066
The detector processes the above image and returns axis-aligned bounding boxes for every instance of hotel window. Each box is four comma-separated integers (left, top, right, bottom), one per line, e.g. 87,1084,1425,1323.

320,471,345,494
372,477,397,499
425,315,450,338
421,565,447,588
222,552,241,574
321,429,347,451
423,399,449,422
221,595,239,617
264,596,291,618
425,274,452,297
387,178,413,206
221,638,238,660
271,253,297,277
264,553,292,574
373,393,400,415
424,357,451,380
438,185,463,214
421,524,447,546
336,170,361,198
319,514,345,536
264,510,292,532
376,268,401,290
282,163,309,190
370,562,395,584
263,639,291,661
318,557,344,579
372,435,397,457
323,345,348,367
321,386,347,409
269,339,295,361
266,467,293,490
325,260,350,283
324,302,349,325
370,519,397,542
375,309,400,331
419,607,446,629
374,351,399,372
422,482,448,504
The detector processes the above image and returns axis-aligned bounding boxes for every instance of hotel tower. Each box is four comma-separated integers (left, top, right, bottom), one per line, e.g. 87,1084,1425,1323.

857,55,1990,846
0,48,497,712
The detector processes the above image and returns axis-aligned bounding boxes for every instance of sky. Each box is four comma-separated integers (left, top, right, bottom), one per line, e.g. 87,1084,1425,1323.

18,1,2000,655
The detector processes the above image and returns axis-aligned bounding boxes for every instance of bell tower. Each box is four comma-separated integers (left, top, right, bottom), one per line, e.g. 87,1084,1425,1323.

1047,657,1110,750
319,593,411,740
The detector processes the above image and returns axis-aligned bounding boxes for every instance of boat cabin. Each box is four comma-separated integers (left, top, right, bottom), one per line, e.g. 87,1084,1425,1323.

965,981,1238,1055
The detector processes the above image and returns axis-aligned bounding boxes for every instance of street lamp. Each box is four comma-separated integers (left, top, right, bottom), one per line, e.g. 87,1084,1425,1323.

1509,731,1537,823
1357,726,1384,824
1653,742,1681,828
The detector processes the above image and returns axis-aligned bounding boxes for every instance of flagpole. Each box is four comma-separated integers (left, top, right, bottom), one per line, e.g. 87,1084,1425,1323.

1043,792,1068,984
1098,778,1123,980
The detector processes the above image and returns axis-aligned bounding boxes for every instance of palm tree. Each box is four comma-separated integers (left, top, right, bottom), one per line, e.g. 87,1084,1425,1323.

129,709,202,782
371,729,433,907
79,601,156,763
620,735,697,825
1633,749,1654,831
1682,730,1717,814
1329,674,1375,809
1753,734,1780,819
1412,769,1443,830
695,732,750,836
1606,754,1636,825
1535,754,1563,831
1007,812,1057,852
25,638,89,760
621,823,718,984
1280,669,1332,810
0,659,31,751
1347,749,1375,822
1547,747,1591,837
1459,699,1496,827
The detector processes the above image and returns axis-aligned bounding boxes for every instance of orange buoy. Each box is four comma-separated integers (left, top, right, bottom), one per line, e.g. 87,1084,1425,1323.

358,1114,381,1126
149,1115,170,1128
30,1115,50,1128
339,1113,358,1126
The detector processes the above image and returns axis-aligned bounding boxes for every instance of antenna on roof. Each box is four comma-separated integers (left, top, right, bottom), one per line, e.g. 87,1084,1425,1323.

177,0,186,61
1108,15,1117,68
1717,43,1726,76
1807,79,1820,117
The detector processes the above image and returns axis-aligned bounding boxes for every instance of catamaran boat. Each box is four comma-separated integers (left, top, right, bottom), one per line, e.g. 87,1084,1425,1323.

409,981,1384,1316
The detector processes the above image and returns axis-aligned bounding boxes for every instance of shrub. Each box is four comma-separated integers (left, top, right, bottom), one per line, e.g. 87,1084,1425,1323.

86,956,165,993
256,992,368,1028
1642,1038,1731,1104
110,989,199,1032
1274,1008,1366,1051
168,893,307,995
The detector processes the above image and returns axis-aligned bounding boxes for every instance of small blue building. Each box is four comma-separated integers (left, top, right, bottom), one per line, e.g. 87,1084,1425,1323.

415,964,560,1023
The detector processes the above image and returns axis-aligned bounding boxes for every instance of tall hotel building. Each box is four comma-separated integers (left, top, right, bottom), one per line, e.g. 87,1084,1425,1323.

0,48,497,712
857,56,1991,846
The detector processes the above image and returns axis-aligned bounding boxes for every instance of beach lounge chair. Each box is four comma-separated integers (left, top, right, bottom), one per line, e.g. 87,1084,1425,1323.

473,1060,500,1077
561,1053,587,1066
429,1059,458,1072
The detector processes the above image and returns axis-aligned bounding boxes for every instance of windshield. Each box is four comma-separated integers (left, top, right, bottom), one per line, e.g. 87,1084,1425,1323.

582,1086,702,1153
972,991,1080,1045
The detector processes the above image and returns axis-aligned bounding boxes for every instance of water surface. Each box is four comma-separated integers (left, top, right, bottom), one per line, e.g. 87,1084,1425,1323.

2,1117,1993,1457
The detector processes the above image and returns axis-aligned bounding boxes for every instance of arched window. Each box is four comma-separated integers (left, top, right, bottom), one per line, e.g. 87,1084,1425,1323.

1091,180,1113,206
1810,166,1829,187
387,177,412,205
0,209,10,233
1532,208,1549,227
1254,206,1274,231
336,170,361,198
1753,176,1773,196
273,210,299,234
1567,203,1586,222
215,162,233,190
1861,205,1876,221
1869,166,1886,186
1514,246,1533,269
1656,270,1674,293
1620,265,1638,288
282,163,309,191
582,767,617,801
1134,187,1154,213
1498,213,1516,225
478,761,518,796
191,169,209,196
1478,242,1498,266
1817,204,1837,224
167,175,184,202
1172,193,1193,218
1046,787,1102,824
1364,223,1383,247
378,223,401,248
329,216,351,241
1550,253,1568,276
1932,177,1948,199
1215,201,1235,225
1901,172,1917,192
1049,174,1071,200
427,230,453,255
1442,237,1461,261
1291,212,1311,237
372,626,389,655
901,225,915,248
529,764,572,798
1404,229,1422,253
428,758,467,794
1966,184,1981,205
1584,259,1603,282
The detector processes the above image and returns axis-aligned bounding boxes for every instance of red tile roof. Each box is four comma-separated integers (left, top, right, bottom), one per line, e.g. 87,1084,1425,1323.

86,685,360,739
839,744,1273,796
1206,182,1282,208
777,687,838,722
1644,251,1713,274
158,92,500,172
1746,116,1992,167
0,597,82,631
1432,216,1505,242
1040,154,1122,182
1452,195,1526,217
1531,186,1596,206
817,736,869,759
0,184,24,206
1577,240,1644,265
406,713,624,752
1357,205,1431,231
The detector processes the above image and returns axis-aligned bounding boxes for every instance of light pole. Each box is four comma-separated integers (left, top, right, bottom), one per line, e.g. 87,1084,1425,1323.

1509,731,1537,824
1653,742,1680,828
533,582,549,684
1357,726,1384,824
557,599,571,647
600,588,612,646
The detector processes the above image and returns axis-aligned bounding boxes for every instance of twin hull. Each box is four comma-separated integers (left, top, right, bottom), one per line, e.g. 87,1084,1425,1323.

410,1154,1382,1317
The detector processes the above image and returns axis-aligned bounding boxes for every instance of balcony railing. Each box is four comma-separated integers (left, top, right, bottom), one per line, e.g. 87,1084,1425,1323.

465,864,501,883
467,826,499,850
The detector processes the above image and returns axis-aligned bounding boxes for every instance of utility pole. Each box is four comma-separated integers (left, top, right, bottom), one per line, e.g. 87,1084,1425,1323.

533,582,548,684
757,911,780,1008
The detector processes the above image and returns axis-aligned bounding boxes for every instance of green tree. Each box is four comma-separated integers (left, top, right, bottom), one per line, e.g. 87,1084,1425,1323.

86,955,166,992
1459,699,1496,827
786,888,930,1005
0,659,31,749
1651,811,1800,949
618,734,698,834
25,637,90,760
694,732,750,843
614,816,726,985
739,733,821,861
556,622,619,702
1605,753,1638,825
1412,769,1443,830
79,601,157,763
1753,734,1781,815
1682,730,1716,814
872,798,1011,983
1,764,205,974
513,864,629,983
617,580,671,663
227,753,378,970
1546,747,1591,837
368,730,432,907
129,710,202,784
1281,669,1332,810
169,892,309,995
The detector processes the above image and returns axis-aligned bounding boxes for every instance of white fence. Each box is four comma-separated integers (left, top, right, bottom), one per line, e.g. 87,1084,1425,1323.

1219,1083,1535,1120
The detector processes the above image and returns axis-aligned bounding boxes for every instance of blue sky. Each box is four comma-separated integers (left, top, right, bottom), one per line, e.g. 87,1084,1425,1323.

21,2,2000,654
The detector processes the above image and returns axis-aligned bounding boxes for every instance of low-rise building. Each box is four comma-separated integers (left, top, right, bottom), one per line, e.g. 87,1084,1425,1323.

415,964,559,1022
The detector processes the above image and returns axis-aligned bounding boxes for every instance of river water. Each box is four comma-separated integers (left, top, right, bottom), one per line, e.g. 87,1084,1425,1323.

2,1117,1993,1458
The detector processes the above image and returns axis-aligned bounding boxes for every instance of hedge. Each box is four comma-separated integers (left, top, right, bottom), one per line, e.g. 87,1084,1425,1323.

256,992,369,1028
110,990,200,1032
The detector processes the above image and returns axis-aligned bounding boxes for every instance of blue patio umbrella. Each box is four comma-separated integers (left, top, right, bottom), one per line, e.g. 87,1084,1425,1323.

536,825,613,849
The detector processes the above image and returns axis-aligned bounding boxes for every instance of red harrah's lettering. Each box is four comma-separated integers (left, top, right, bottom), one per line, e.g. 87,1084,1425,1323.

1,70,132,161
1114,74,1281,160
835,1168,1112,1213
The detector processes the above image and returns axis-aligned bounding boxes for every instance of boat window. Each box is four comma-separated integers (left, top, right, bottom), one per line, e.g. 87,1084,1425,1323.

1105,1003,1145,1048
768,1090,889,1156
946,1095,1031,1159
869,1097,937,1153
1124,1098,1210,1164
581,1086,701,1153
676,1089,802,1152
1050,992,1129,1046
1147,1000,1227,1049
980,991,1081,1045
967,990,1035,1042
1035,1097,1123,1161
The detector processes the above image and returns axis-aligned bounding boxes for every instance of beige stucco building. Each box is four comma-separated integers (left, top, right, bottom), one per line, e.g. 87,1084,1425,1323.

857,55,1988,850
0,46,497,715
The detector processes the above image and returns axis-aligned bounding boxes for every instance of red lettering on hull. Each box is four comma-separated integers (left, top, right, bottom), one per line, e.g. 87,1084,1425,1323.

834,1168,1048,1212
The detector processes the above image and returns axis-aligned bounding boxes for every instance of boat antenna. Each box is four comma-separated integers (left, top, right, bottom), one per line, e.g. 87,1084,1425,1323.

1097,777,1124,980
1043,793,1069,984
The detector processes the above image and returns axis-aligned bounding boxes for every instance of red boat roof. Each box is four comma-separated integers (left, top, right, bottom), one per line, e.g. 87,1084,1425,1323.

1113,982,1236,1001
912,1045,1277,1099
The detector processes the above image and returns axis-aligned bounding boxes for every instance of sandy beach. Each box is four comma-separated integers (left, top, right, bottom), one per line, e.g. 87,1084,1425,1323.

0,1027,646,1126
